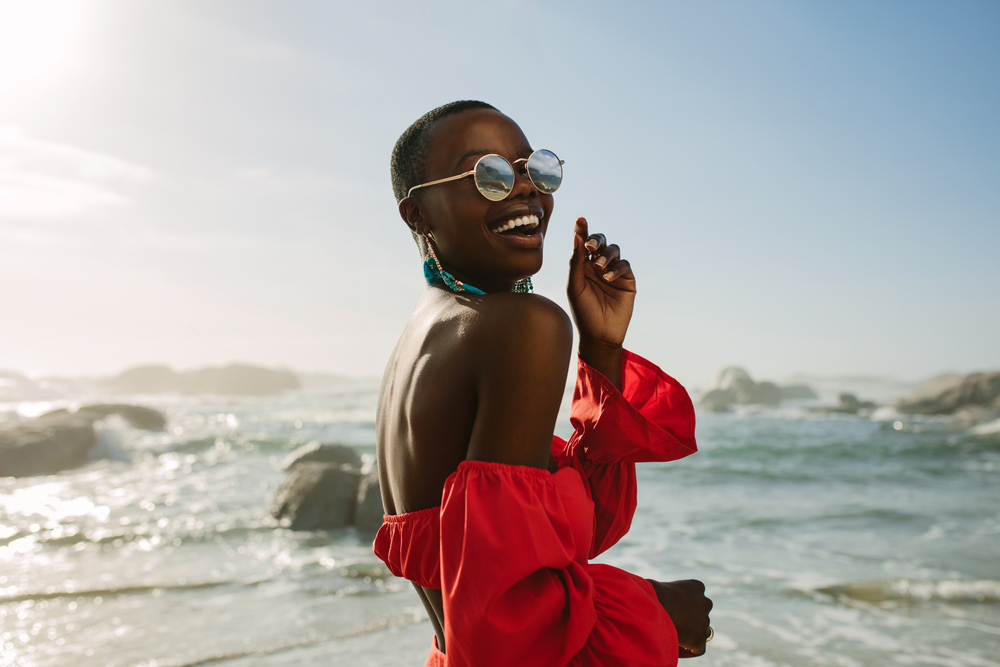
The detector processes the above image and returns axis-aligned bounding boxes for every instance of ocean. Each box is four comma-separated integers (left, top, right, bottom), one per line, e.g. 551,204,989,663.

2,379,998,667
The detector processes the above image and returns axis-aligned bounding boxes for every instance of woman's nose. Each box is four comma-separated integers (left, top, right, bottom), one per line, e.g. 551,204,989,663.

509,163,536,198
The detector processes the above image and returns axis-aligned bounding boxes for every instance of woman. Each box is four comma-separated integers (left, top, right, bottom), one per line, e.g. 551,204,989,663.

374,100,713,667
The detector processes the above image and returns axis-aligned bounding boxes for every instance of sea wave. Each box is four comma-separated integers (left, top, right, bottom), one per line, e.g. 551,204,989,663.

818,578,1000,604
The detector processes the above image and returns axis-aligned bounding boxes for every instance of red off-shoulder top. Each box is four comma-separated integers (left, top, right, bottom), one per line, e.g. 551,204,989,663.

373,350,697,666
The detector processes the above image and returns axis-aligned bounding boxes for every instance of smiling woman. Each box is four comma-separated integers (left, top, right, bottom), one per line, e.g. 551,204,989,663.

373,101,713,666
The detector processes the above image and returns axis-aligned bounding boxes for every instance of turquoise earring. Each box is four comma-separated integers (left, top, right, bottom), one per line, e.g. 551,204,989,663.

422,237,533,295
423,241,487,295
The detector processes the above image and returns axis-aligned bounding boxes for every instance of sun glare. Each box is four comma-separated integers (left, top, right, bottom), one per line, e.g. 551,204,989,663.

0,0,84,95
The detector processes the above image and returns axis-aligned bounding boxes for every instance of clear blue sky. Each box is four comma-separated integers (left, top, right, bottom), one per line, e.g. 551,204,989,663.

1,0,997,387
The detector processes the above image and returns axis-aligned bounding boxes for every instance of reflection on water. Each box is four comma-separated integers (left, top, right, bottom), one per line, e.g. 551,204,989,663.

2,386,998,666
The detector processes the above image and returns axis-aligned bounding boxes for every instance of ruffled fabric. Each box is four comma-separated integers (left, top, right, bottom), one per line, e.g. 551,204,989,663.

371,349,697,666
440,460,676,667
552,350,697,557
373,505,441,589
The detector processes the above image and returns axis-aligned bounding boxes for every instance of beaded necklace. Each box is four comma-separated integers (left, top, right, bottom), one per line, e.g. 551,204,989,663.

423,243,532,294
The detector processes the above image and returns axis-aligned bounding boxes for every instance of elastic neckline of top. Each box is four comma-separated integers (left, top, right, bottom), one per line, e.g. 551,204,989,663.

457,459,552,477
382,505,440,522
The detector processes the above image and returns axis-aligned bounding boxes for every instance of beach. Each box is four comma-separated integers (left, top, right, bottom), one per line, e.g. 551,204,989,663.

2,380,998,666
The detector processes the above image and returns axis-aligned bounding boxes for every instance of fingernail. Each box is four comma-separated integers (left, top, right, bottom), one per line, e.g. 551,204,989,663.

602,271,614,281
594,256,607,269
585,240,598,251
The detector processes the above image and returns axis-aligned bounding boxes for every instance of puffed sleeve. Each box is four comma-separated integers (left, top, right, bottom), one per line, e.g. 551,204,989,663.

551,349,697,557
440,460,678,667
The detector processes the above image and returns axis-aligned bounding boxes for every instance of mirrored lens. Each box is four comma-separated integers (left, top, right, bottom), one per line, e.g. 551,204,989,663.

474,155,515,201
527,150,563,194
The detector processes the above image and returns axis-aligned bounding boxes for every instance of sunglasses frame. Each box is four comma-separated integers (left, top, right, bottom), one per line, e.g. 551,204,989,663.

406,149,564,201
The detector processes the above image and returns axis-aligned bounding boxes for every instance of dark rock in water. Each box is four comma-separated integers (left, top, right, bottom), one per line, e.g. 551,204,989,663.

269,462,362,530
0,404,167,477
0,412,96,477
780,385,819,400
897,371,1000,415
75,404,167,430
835,393,876,414
809,393,878,415
354,468,384,531
700,367,816,411
103,363,300,396
738,380,781,406
700,388,736,412
282,441,363,471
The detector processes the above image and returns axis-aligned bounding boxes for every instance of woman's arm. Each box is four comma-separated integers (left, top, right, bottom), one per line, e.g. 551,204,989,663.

465,294,573,468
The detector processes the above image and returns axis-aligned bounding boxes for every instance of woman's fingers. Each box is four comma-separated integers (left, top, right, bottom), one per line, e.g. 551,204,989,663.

584,233,606,255
592,243,619,270
571,218,636,286
601,258,632,283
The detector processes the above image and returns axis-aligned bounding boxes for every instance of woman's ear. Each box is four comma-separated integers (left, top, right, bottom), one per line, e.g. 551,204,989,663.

399,197,430,236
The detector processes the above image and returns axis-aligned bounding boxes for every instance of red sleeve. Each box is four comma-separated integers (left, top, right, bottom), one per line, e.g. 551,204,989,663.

440,460,678,667
551,349,697,557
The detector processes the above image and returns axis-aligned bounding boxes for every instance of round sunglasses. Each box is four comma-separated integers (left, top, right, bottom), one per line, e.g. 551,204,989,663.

407,149,564,201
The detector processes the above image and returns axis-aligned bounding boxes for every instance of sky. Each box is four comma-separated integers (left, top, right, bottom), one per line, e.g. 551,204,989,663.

0,0,997,388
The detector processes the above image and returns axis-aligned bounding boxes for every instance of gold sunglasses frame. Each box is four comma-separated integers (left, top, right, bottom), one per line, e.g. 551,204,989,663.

406,150,565,200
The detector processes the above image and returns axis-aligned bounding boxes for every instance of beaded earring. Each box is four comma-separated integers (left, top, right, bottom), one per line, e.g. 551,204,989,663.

422,237,534,295
423,241,487,295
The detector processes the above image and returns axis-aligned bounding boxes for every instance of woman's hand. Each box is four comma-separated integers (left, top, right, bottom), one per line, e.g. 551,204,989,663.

567,217,636,389
646,579,714,658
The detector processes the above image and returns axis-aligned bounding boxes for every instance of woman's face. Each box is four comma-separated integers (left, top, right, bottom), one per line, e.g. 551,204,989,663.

406,109,555,293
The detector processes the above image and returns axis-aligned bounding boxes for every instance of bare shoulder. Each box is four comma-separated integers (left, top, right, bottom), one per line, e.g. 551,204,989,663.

468,292,572,349
464,293,573,467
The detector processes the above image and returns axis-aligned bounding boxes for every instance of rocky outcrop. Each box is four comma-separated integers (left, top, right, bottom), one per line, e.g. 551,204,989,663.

103,363,300,396
896,371,1000,415
269,442,383,531
700,367,817,412
808,393,877,415
0,404,166,477
74,404,167,430
281,441,362,471
780,385,819,400
269,463,362,530
0,412,95,477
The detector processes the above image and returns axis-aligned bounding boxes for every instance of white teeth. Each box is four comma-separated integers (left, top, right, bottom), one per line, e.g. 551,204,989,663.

492,214,540,234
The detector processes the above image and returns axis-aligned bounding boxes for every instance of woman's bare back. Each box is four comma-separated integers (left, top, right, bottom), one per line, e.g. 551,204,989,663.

375,286,573,652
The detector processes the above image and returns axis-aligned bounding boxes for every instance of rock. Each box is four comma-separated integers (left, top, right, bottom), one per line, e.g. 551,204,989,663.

0,404,167,477
103,363,300,396
354,469,384,531
779,385,819,400
0,412,96,477
897,371,1000,415
700,388,736,412
75,404,167,430
269,462,362,530
700,367,814,411
714,367,755,393
737,380,781,406
836,393,876,414
182,364,300,396
102,365,181,393
281,442,363,471
809,393,878,415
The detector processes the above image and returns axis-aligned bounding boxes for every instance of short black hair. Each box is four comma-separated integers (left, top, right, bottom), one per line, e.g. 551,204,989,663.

390,100,499,204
